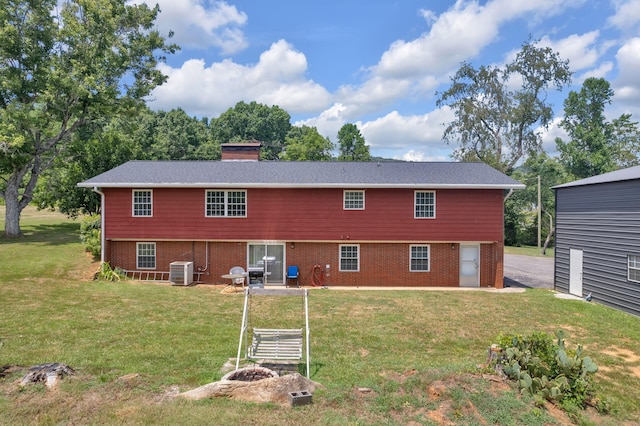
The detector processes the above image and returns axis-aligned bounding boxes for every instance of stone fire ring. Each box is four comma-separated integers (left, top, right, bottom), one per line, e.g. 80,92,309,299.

221,366,279,382
180,368,319,406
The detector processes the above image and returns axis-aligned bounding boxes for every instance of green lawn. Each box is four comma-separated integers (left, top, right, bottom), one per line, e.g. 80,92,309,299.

1,208,639,425
504,245,555,257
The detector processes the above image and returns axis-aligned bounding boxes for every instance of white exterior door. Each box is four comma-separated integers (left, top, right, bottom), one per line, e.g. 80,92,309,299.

460,245,480,287
569,249,583,296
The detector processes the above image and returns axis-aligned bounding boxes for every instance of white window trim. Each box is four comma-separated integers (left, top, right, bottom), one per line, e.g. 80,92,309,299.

339,244,360,272
414,190,436,219
132,189,153,217
409,244,431,272
628,255,640,283
205,189,247,218
136,242,156,270
343,190,365,210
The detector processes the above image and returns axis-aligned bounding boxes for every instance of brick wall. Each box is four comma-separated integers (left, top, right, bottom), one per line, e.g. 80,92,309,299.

107,240,502,287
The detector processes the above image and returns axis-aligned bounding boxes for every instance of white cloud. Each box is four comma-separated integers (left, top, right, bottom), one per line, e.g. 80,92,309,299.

358,108,455,160
374,0,574,80
537,32,612,73
135,0,248,54
149,40,332,117
608,0,640,33
613,37,640,108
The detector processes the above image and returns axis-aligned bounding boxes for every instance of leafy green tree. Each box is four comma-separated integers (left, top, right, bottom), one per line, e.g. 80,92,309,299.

139,108,214,160
505,152,569,248
282,125,334,161
436,40,571,174
0,0,177,237
210,101,291,160
337,123,371,161
556,77,640,179
35,117,144,217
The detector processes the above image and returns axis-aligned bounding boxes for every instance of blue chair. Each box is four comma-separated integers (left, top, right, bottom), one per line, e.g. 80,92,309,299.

286,265,299,288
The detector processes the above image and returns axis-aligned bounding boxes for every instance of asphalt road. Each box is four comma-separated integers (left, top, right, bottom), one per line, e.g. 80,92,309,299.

504,254,554,289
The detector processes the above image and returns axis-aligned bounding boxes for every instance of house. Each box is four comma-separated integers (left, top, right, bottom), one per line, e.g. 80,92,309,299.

554,165,640,316
78,144,524,288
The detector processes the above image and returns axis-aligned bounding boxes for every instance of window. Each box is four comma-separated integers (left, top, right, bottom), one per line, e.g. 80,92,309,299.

137,242,156,269
415,191,435,218
344,190,365,210
206,190,247,217
133,190,152,217
340,245,359,272
410,245,430,272
629,255,640,283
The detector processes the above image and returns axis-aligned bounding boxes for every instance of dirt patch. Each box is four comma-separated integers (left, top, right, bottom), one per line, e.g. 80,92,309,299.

601,346,640,379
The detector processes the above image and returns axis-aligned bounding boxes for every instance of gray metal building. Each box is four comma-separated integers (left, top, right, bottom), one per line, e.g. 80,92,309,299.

554,165,640,316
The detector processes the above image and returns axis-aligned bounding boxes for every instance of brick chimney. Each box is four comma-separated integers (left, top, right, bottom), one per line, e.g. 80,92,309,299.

221,142,262,161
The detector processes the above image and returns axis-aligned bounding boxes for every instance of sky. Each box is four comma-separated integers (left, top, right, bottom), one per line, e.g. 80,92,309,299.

134,0,640,161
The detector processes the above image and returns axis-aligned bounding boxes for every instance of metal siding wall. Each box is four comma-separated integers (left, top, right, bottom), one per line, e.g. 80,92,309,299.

555,180,640,316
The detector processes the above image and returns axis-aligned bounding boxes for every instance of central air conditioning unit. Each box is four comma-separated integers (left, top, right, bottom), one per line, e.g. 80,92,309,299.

169,261,194,286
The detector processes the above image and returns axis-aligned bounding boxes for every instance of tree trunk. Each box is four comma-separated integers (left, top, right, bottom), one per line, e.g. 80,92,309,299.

3,175,25,238
542,227,555,255
2,162,37,238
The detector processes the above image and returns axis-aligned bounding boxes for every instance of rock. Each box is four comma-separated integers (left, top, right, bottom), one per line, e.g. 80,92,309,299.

179,372,319,406
20,363,75,388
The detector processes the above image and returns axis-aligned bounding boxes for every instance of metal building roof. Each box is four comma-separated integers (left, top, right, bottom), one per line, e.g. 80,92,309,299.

553,165,640,189
78,160,525,190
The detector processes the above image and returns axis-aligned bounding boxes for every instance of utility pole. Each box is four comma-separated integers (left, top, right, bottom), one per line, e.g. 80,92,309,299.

537,175,541,249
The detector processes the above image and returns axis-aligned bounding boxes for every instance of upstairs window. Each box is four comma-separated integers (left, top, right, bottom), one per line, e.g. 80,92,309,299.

344,190,365,210
340,245,360,272
133,190,152,217
410,245,430,272
629,255,640,283
414,191,435,218
206,190,247,217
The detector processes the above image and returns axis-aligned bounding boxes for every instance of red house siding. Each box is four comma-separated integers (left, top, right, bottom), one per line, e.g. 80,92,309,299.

103,187,504,242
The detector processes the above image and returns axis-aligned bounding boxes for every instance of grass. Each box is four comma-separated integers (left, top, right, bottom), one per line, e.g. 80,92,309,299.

1,208,640,425
504,245,555,257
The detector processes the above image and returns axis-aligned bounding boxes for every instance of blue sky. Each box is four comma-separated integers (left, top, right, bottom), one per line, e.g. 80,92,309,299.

136,0,640,161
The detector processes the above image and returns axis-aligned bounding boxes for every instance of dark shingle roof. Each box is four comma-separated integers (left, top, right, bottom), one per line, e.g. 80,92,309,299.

553,165,640,189
78,160,525,189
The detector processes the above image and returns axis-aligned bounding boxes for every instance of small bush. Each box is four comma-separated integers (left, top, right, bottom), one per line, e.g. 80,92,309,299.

492,330,607,413
80,215,101,259
95,262,127,282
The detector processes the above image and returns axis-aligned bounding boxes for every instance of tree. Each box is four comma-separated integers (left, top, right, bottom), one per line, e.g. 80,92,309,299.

282,125,334,161
0,0,177,237
556,77,640,179
505,152,569,248
139,108,214,160
436,40,572,174
34,116,144,217
209,101,291,160
337,123,371,161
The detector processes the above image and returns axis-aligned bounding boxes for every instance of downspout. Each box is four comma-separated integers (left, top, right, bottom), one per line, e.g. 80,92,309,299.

93,187,105,264
503,188,514,203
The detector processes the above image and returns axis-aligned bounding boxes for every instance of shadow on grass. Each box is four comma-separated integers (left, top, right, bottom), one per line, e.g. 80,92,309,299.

0,222,80,246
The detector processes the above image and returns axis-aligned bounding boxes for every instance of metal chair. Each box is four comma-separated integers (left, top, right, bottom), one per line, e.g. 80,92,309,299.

286,265,299,288
230,266,246,288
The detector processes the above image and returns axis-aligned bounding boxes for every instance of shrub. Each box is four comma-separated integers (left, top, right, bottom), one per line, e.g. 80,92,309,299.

95,262,127,282
493,330,606,413
80,215,101,259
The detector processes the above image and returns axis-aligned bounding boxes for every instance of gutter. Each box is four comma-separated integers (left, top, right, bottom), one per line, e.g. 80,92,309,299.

92,187,106,264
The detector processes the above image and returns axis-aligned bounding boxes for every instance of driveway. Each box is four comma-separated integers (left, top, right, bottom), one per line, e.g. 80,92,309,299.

504,254,554,289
